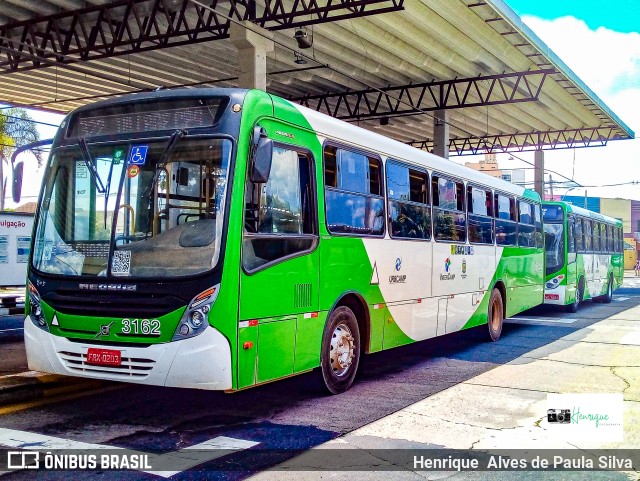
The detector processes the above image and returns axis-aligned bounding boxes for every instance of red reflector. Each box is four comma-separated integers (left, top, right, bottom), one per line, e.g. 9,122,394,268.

248,319,258,327
416,299,422,303
86,348,121,366
545,294,560,300
310,312,318,318
243,341,254,350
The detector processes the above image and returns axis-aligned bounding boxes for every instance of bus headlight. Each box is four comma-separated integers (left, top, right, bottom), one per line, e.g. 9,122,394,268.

27,282,49,332
172,285,219,341
545,274,565,290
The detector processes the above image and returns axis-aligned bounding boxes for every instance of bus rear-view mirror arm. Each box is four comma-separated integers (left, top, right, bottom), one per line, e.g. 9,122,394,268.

250,126,273,184
11,138,54,203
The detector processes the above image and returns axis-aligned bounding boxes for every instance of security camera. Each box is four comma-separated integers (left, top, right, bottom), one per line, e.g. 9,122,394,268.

294,27,313,49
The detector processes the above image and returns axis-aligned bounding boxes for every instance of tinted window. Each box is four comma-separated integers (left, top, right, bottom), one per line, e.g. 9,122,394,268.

534,204,544,248
495,194,516,246
387,161,431,240
433,175,465,242
518,201,535,247
467,186,493,244
574,217,584,252
244,146,316,271
324,145,384,236
584,220,593,251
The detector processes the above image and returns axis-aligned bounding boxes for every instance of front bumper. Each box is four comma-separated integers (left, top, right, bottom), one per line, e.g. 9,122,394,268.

24,317,232,390
543,285,566,305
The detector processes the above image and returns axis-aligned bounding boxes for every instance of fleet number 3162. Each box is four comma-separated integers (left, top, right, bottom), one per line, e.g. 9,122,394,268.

121,318,161,335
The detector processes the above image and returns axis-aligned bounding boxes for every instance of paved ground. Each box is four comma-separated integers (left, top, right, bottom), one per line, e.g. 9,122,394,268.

0,276,638,480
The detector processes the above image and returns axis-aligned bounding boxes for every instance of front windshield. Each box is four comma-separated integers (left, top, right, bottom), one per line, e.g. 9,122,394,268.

544,223,565,275
32,138,231,278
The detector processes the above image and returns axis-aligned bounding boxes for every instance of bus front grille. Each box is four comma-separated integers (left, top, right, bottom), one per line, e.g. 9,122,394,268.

58,351,155,379
43,290,185,318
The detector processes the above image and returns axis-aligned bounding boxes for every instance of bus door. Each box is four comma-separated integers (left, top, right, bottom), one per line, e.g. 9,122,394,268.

238,146,319,387
566,215,577,291
430,176,474,335
583,219,595,294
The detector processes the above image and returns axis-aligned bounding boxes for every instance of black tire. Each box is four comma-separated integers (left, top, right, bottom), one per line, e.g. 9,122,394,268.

487,288,504,342
565,279,583,313
602,274,614,304
319,306,361,394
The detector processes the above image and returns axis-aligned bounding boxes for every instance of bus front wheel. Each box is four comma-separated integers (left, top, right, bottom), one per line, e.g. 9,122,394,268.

487,288,504,342
319,306,361,394
566,280,583,313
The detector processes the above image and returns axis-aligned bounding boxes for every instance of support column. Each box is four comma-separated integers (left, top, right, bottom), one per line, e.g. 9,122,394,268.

432,109,449,159
229,21,274,91
534,149,545,198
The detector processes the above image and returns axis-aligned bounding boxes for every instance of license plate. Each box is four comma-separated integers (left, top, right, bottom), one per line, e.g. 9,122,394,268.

86,348,122,366
545,294,560,300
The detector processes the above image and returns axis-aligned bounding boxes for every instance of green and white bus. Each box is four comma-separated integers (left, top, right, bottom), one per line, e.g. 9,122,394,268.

542,201,624,312
19,88,545,394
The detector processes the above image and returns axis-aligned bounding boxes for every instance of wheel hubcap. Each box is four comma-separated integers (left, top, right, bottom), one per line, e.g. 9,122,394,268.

329,323,355,377
490,299,501,331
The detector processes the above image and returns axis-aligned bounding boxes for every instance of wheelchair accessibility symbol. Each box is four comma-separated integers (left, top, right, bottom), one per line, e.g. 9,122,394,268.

129,145,148,165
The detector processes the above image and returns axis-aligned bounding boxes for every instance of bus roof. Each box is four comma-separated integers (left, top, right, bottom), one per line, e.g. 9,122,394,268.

543,201,622,226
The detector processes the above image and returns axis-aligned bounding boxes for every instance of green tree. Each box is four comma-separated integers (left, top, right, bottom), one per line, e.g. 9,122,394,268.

0,108,42,210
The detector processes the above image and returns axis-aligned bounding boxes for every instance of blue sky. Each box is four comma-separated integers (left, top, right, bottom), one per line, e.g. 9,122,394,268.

506,0,640,33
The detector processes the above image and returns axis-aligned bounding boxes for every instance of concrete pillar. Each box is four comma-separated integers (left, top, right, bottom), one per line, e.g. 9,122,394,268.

432,109,449,159
229,21,274,91
534,149,545,198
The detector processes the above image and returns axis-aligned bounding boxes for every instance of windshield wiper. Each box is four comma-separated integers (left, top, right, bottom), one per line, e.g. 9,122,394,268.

78,138,105,194
142,129,187,201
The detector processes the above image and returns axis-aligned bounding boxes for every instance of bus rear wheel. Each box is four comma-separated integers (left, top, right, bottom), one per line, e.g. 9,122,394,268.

602,274,614,304
319,306,361,394
487,288,504,342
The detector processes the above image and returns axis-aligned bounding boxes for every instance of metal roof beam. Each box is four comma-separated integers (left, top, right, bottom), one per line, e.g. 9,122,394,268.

0,0,404,73
408,126,623,155
292,69,553,120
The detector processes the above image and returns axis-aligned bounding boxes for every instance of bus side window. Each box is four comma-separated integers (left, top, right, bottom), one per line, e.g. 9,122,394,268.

387,161,431,240
584,220,593,252
606,225,613,253
432,175,465,242
467,185,493,245
517,200,535,247
618,227,623,253
323,145,384,236
243,146,317,271
495,194,516,246
534,204,543,248
593,223,601,252
567,215,576,253
574,217,584,252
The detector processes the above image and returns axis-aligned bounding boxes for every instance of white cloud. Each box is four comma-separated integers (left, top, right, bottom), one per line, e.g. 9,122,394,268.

459,15,640,201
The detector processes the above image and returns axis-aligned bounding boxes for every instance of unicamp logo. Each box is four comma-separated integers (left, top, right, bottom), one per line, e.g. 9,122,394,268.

440,258,455,281
395,257,402,271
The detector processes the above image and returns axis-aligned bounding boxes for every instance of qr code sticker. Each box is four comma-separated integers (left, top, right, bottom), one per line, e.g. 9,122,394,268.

112,250,131,276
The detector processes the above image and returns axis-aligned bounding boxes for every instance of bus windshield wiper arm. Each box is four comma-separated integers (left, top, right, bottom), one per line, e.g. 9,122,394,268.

78,137,105,194
142,129,187,200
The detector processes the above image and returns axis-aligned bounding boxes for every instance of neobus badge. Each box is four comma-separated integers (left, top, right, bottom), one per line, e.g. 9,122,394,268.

79,283,137,291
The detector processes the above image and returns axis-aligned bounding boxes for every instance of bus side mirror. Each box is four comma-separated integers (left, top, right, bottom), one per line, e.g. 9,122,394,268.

12,161,24,203
250,127,273,184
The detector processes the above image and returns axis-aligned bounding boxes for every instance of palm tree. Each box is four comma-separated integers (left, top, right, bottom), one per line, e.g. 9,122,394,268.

0,108,42,210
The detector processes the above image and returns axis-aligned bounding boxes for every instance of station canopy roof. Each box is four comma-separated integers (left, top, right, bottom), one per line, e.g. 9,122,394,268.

0,0,634,155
